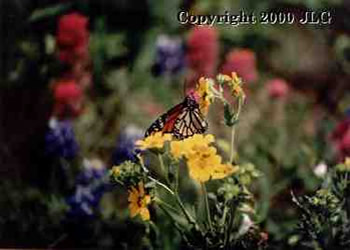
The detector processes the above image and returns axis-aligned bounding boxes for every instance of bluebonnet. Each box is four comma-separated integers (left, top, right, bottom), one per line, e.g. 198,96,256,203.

152,34,185,76
66,159,110,218
45,117,79,159
112,125,144,165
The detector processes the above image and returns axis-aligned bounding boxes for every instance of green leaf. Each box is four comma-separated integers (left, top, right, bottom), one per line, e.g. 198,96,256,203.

224,103,235,127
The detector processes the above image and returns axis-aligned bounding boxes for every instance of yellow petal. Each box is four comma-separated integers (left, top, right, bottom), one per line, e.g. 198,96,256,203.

129,204,140,218
140,207,150,221
231,72,239,82
138,182,145,197
212,164,239,180
144,195,151,205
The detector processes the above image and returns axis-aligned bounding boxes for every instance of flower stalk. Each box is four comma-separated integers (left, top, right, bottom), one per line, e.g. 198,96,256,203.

201,182,213,231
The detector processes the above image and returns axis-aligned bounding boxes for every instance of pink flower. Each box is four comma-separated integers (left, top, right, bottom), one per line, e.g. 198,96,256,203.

266,78,289,99
186,26,218,89
53,79,84,119
221,49,258,83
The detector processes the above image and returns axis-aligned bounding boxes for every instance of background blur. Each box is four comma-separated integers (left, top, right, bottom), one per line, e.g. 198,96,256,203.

0,0,349,248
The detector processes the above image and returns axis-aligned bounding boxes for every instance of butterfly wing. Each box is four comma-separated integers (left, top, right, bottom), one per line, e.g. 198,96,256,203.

145,96,208,139
173,105,208,139
144,101,185,138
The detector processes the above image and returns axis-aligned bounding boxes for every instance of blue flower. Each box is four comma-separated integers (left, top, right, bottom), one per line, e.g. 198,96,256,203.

66,159,110,218
76,159,107,185
45,118,79,159
112,125,143,165
66,185,101,218
152,35,185,76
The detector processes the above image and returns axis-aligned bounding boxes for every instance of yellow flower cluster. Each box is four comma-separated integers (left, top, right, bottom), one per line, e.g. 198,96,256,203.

195,77,214,115
128,182,151,221
221,72,245,98
135,132,172,150
171,134,238,182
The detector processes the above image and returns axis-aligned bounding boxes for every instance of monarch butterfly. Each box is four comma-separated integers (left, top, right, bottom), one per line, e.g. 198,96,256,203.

145,93,208,140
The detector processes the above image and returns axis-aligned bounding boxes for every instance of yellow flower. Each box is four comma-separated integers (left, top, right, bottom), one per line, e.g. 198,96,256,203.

170,134,236,182
197,77,211,96
185,134,215,149
195,77,214,115
221,72,239,83
222,74,233,82
211,163,239,180
186,137,216,159
187,146,222,182
230,72,240,83
135,132,172,150
170,140,187,160
222,72,245,98
170,134,215,160
128,182,151,221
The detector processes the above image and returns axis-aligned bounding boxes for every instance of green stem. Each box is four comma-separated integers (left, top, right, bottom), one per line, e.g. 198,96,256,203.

48,233,67,248
158,153,165,172
148,176,174,195
174,161,179,193
229,127,236,164
221,205,229,226
158,153,170,185
224,203,236,247
201,182,213,231
229,96,243,163
174,192,199,230
235,96,243,120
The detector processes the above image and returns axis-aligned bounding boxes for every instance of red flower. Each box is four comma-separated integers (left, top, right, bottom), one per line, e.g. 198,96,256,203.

58,45,89,65
53,79,84,119
331,118,350,141
266,78,289,99
57,12,88,48
221,49,258,83
186,26,218,89
56,12,89,64
335,130,350,162
340,129,350,152
331,118,350,161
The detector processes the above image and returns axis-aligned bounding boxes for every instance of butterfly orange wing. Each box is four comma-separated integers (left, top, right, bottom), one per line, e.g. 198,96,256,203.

144,101,185,137
145,96,208,139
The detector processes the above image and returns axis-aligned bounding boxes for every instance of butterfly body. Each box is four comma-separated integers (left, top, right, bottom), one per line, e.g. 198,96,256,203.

145,95,208,139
